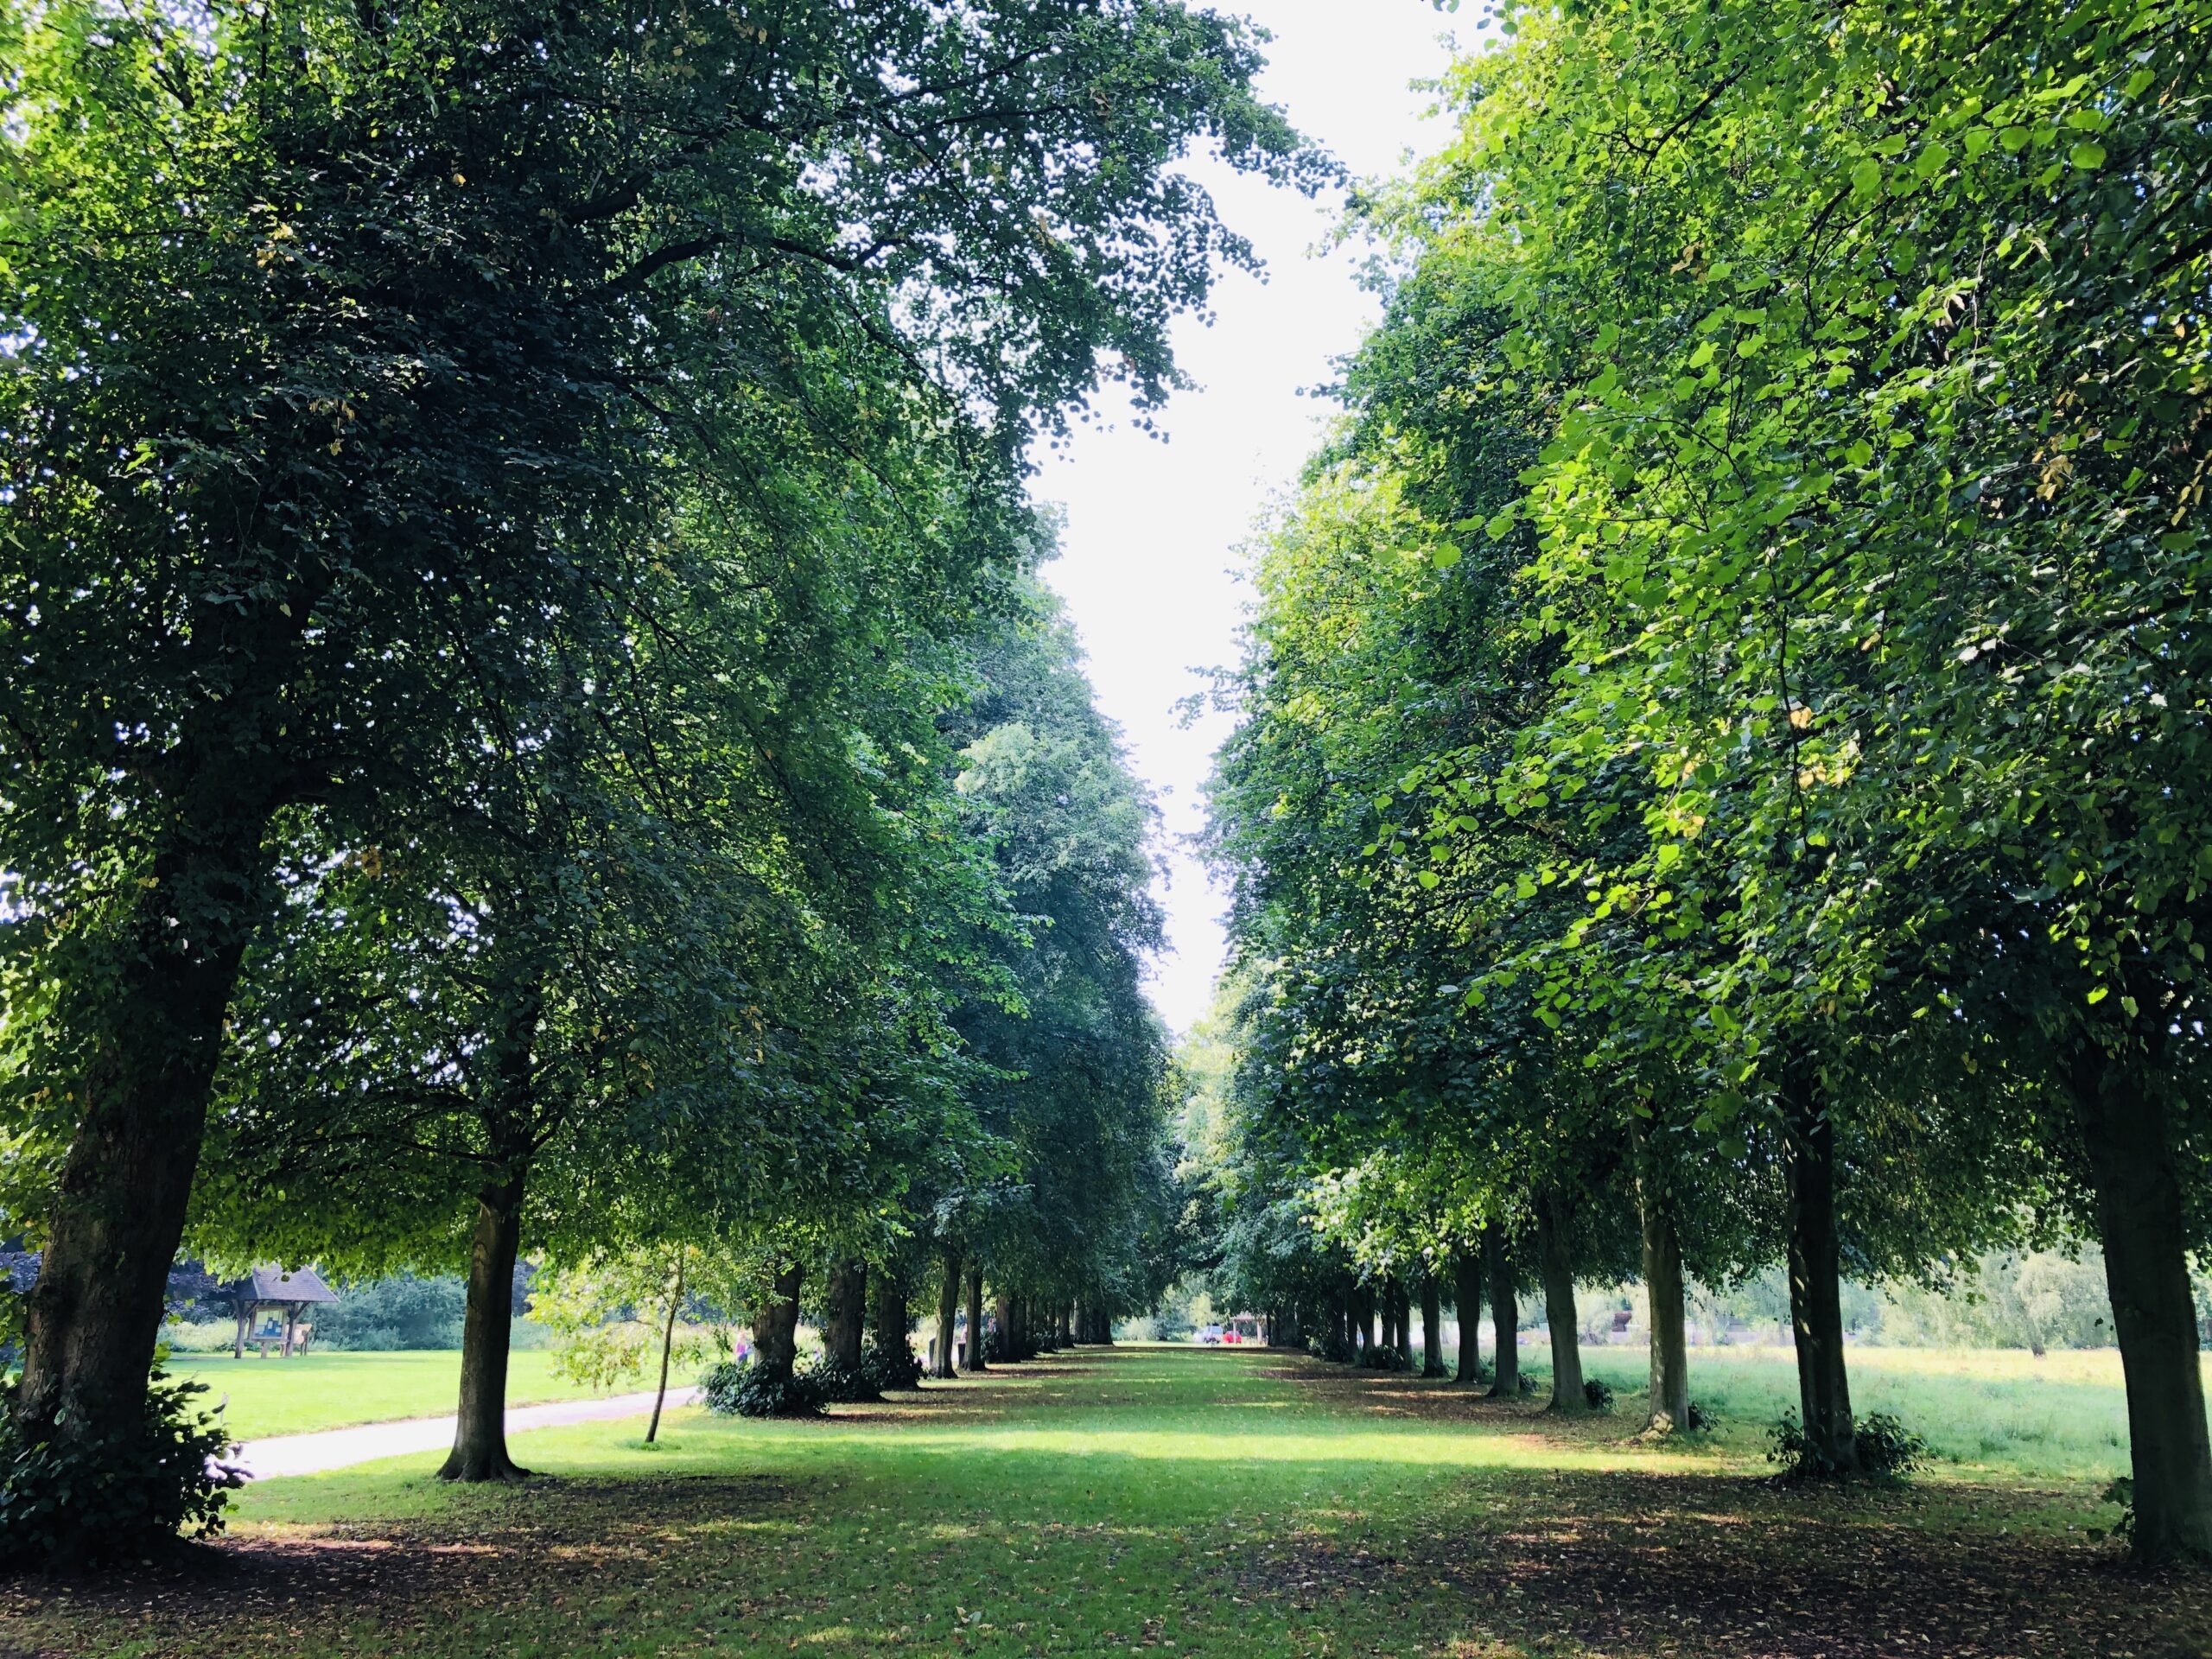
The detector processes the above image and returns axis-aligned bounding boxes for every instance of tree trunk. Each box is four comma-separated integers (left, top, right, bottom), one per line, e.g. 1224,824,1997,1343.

645,1251,685,1445
1058,1302,1073,1347
825,1259,867,1372
1783,1065,1857,1474
1632,1117,1692,1433
1421,1274,1446,1376
1536,1192,1586,1413
1455,1251,1484,1383
439,1174,531,1481
964,1268,988,1371
1357,1284,1377,1353
871,1261,908,1360
751,1260,804,1382
12,889,260,1463
933,1255,960,1379
1484,1227,1519,1399
2071,1042,2212,1563
994,1290,1016,1364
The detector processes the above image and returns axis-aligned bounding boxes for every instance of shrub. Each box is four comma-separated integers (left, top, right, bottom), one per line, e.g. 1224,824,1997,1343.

1684,1400,1714,1433
1308,1332,1357,1363
698,1359,825,1419
314,1273,466,1351
804,1357,880,1405
1357,1344,1409,1373
0,1370,242,1568
1767,1409,1926,1481
156,1320,240,1355
1582,1377,1615,1412
2088,1477,2135,1547
1516,1371,1537,1396
862,1344,924,1393
1853,1413,1929,1479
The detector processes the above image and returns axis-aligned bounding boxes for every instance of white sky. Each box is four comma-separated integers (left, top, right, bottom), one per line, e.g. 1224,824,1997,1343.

1033,2,1461,1035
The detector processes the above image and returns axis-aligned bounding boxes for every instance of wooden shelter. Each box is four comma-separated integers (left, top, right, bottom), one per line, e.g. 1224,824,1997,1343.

228,1266,338,1358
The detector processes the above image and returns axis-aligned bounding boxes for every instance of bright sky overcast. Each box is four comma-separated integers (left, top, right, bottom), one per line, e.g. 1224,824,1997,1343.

1033,2,1463,1035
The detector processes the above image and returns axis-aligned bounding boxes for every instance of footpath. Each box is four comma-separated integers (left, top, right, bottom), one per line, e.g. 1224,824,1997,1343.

232,1386,701,1478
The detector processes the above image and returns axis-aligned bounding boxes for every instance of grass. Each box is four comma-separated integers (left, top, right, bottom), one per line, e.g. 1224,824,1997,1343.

8,1344,2210,1658
1565,1343,2188,1484
161,1350,632,1440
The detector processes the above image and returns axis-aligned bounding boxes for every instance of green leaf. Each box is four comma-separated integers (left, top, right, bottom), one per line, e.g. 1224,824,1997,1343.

2069,141,2107,170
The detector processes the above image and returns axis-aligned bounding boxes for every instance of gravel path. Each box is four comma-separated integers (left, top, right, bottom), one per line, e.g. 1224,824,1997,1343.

232,1386,702,1479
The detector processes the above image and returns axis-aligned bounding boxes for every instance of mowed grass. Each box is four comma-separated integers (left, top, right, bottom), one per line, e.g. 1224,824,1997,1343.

162,1350,627,1440
8,1345,2210,1659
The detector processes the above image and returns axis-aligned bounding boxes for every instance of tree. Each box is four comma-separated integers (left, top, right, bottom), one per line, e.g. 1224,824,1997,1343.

0,0,1321,1534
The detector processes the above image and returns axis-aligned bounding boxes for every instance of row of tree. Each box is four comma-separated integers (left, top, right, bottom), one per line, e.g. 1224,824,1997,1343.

1196,0,2212,1564
0,0,1321,1560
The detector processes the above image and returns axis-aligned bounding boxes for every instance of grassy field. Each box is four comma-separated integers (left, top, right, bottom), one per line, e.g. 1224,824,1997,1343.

162,1350,629,1440
7,1344,2209,1659
1556,1342,2172,1483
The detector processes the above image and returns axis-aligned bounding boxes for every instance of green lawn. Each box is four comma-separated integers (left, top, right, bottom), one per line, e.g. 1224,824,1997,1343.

162,1350,629,1440
9,1345,2209,1658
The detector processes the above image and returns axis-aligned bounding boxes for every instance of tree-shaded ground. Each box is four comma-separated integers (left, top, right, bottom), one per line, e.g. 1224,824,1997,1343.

5,1347,2207,1657
163,1351,621,1441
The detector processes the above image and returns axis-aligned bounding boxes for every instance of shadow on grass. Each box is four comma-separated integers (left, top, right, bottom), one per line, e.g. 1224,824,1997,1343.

1226,1461,2212,1659
6,1348,2206,1659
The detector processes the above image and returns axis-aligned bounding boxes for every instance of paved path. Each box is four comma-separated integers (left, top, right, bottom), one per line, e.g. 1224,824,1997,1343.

232,1386,702,1479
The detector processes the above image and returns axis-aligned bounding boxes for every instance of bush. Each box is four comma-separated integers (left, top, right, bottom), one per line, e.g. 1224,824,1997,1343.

862,1344,924,1393
1853,1413,1929,1479
698,1359,824,1419
1357,1344,1409,1372
1582,1377,1615,1412
2089,1476,2135,1547
1516,1371,1538,1396
1768,1408,1925,1481
314,1273,466,1351
1685,1400,1714,1433
0,1370,242,1568
156,1320,240,1355
1308,1332,1356,1363
804,1357,880,1405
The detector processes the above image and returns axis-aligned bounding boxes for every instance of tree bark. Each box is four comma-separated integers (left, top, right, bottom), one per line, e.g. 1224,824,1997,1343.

1632,1116,1692,1433
871,1261,908,1360
1357,1283,1377,1353
994,1290,1016,1364
1057,1302,1072,1347
964,1268,988,1371
645,1251,685,1445
933,1255,961,1379
1455,1250,1484,1383
1484,1227,1519,1399
1783,1065,1857,1474
12,864,264,1462
1536,1192,1586,1413
825,1259,867,1372
439,1173,531,1481
2071,1041,2212,1563
1420,1274,1446,1376
751,1260,804,1382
